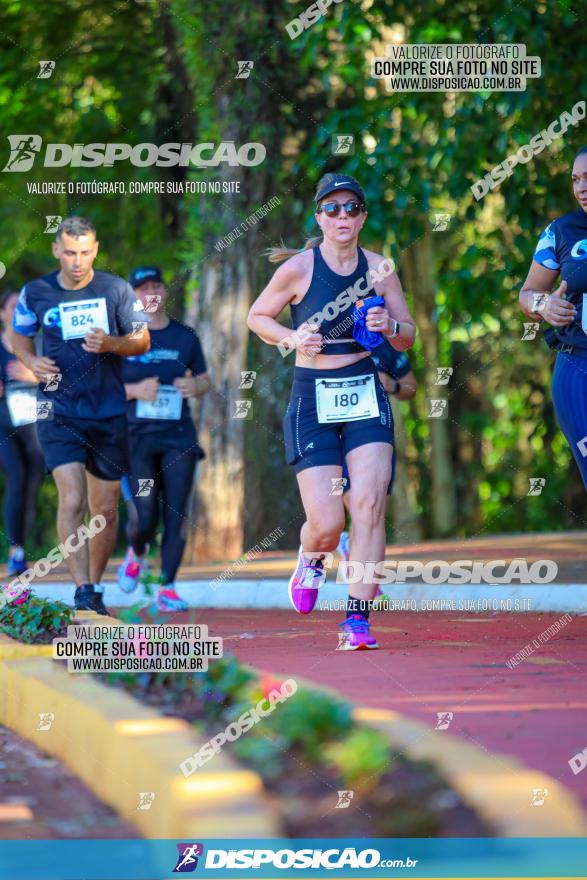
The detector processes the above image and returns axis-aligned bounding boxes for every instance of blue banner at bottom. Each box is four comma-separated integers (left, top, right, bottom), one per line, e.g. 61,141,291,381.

0,838,586,879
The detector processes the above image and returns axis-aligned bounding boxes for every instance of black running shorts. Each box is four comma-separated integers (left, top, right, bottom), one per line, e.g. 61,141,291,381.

36,413,130,480
283,359,394,474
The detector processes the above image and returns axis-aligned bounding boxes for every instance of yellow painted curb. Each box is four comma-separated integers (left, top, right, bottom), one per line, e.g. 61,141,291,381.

0,610,119,660
352,705,587,837
0,655,281,838
0,632,53,660
248,667,587,839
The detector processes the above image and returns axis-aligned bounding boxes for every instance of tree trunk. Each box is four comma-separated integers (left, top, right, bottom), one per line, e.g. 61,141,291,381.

402,228,457,535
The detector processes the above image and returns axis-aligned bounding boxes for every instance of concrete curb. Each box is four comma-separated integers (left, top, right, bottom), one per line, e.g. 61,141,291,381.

29,579,587,613
266,670,587,838
0,633,281,838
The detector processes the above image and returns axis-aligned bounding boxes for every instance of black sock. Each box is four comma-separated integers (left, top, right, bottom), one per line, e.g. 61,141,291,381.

346,595,371,620
77,583,95,592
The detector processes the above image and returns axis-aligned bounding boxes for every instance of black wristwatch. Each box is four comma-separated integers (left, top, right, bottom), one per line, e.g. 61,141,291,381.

391,379,401,395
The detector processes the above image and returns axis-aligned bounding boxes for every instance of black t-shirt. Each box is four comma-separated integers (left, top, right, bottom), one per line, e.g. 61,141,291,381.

121,318,207,432
534,209,587,351
13,269,146,418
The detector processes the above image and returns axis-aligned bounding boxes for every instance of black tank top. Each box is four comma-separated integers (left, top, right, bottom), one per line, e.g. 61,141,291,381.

290,246,369,355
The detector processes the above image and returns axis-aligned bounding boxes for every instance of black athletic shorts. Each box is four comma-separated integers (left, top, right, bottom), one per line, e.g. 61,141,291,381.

283,358,394,474
36,412,129,480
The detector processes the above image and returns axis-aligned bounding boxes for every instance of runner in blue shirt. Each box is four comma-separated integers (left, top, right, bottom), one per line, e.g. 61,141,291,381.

5,216,150,614
118,266,210,613
520,146,587,490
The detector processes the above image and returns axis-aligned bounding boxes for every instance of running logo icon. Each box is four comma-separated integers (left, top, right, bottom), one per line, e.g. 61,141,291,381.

43,372,62,391
137,792,155,810
3,135,42,172
233,399,252,419
428,399,448,419
236,61,253,79
335,790,354,808
173,843,204,873
522,322,540,340
531,788,548,806
37,61,55,79
239,370,256,389
36,401,53,420
432,213,451,231
44,215,62,233
136,478,154,497
38,712,55,731
435,367,453,385
330,477,347,496
332,135,354,155
435,711,453,730
527,477,546,496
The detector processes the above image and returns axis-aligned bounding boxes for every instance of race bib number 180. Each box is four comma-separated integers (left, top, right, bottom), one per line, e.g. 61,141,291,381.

59,298,110,341
315,374,380,424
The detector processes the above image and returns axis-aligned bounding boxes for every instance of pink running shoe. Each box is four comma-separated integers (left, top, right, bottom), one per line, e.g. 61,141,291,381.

157,586,188,613
117,547,147,594
337,614,379,651
288,547,327,614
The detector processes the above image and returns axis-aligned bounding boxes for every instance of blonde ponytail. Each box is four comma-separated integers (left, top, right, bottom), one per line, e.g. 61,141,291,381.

264,235,323,264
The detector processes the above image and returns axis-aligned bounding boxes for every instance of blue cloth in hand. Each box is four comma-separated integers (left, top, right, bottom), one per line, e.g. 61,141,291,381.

352,294,386,351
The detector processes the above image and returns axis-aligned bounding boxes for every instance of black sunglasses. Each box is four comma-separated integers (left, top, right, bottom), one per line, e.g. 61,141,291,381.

317,200,365,218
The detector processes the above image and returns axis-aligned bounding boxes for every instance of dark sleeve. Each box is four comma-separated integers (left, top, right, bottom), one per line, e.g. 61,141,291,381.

115,279,147,335
370,340,411,379
189,332,207,375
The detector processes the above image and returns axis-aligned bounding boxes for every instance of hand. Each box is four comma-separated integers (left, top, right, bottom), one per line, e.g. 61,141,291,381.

27,356,60,382
296,322,324,357
173,369,197,399
541,281,577,327
134,377,160,401
82,328,110,354
365,306,391,334
6,359,36,382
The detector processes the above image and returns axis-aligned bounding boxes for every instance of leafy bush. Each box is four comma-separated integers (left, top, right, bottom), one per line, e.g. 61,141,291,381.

0,595,73,644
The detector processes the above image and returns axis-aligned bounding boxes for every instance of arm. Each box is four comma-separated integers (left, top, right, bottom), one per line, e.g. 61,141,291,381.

379,369,417,400
519,261,575,326
364,254,416,352
10,333,59,380
247,255,323,356
82,325,150,356
125,377,159,401
173,333,211,399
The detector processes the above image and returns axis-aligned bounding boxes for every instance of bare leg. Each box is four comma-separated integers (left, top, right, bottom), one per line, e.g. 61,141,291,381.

52,463,89,587
297,465,347,555
345,442,392,601
86,473,120,585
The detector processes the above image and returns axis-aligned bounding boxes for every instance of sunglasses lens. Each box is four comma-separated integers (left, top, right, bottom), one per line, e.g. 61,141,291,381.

322,202,340,216
345,202,362,217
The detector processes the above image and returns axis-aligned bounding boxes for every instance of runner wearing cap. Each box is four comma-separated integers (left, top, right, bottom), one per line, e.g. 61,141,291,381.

118,267,209,612
0,289,44,577
248,173,416,650
337,342,417,592
7,216,150,615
